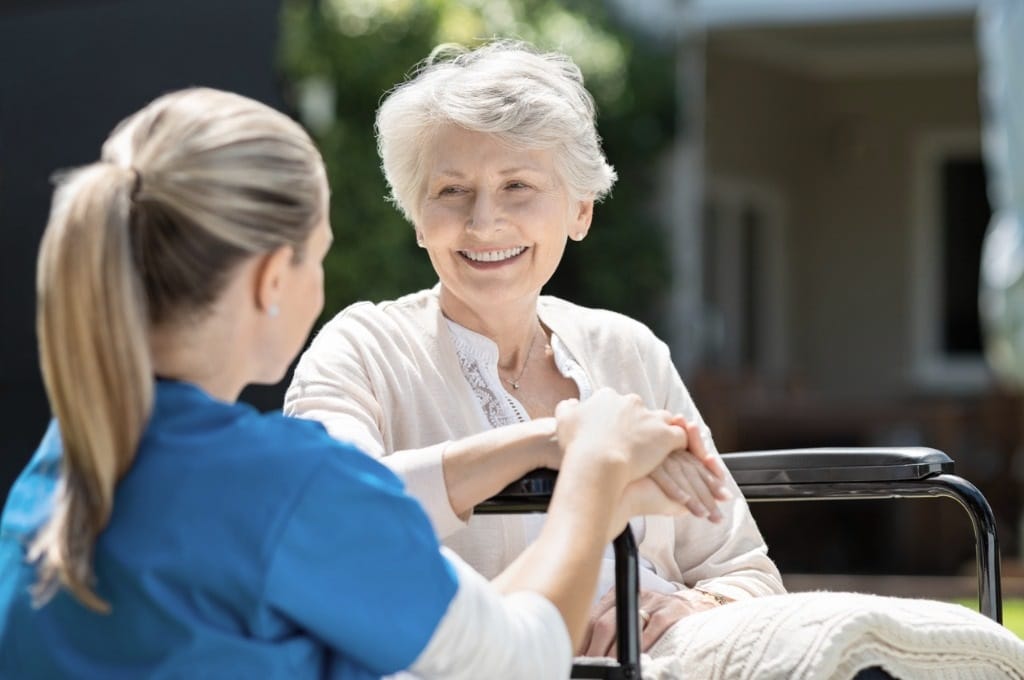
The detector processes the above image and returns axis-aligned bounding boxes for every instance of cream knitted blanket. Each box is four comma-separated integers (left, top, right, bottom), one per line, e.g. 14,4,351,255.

581,592,1024,679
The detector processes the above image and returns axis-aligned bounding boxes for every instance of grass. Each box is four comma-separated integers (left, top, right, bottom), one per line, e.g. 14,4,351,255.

958,598,1024,638
1001,599,1024,639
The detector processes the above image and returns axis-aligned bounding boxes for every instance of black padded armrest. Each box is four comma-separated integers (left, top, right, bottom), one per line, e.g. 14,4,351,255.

498,468,557,495
722,447,953,485
477,469,558,512
485,448,954,503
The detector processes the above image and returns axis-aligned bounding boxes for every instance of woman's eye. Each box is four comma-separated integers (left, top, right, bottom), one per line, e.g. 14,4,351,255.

438,186,466,197
506,181,530,191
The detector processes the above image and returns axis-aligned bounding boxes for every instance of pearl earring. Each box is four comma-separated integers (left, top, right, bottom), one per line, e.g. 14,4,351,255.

268,304,280,318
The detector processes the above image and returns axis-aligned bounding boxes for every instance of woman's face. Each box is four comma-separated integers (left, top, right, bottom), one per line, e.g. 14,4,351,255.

417,126,593,321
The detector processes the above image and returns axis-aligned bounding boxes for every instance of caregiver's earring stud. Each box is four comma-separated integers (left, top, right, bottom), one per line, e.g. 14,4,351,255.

268,304,280,318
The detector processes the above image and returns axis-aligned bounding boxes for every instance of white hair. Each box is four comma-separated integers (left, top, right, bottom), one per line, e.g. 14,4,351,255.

376,40,618,223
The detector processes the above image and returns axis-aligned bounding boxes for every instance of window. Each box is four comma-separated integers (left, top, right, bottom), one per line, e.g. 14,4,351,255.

910,131,993,391
702,179,787,377
940,158,990,355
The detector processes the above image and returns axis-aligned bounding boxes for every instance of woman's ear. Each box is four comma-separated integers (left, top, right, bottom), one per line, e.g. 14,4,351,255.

570,198,595,241
254,244,294,316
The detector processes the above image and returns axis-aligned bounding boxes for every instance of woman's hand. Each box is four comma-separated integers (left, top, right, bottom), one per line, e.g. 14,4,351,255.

579,587,730,656
554,389,688,482
649,420,731,523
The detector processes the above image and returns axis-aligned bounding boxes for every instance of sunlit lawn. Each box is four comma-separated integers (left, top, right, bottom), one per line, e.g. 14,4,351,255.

958,598,1024,639
1001,599,1024,639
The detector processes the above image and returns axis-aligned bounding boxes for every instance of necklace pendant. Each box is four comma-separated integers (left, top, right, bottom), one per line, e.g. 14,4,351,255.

503,324,540,393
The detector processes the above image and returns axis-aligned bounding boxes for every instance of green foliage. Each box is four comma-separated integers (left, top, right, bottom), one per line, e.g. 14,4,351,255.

278,0,676,330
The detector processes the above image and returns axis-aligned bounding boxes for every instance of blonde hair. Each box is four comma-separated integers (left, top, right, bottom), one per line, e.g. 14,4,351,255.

376,40,618,224
30,88,325,612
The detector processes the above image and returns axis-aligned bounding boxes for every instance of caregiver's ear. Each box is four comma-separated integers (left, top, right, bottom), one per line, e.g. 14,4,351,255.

254,244,294,314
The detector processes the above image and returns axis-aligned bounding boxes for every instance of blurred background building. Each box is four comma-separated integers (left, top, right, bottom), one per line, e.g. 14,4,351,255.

652,0,1023,578
1,0,1019,584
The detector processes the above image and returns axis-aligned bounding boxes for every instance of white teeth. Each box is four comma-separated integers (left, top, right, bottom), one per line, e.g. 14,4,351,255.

461,247,526,262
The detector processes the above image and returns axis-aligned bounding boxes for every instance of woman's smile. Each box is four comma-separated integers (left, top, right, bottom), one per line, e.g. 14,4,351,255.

459,246,529,268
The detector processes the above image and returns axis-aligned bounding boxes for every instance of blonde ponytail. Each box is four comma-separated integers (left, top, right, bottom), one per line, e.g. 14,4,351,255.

27,87,325,613
25,85,323,610
30,163,153,612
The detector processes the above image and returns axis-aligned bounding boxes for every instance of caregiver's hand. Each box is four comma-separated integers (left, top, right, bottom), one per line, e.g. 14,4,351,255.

554,389,688,482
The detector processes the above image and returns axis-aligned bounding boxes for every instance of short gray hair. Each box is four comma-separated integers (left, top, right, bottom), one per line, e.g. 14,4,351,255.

376,40,618,223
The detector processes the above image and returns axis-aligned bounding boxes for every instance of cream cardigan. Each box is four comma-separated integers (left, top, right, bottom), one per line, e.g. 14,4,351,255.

285,287,784,601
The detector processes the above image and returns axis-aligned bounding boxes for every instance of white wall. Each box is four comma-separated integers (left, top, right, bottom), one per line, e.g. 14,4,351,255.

704,43,981,399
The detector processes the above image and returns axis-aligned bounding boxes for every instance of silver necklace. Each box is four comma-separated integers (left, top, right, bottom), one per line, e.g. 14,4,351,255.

503,325,541,390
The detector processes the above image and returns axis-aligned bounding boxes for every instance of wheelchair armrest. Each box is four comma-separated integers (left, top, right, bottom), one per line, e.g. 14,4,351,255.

476,468,558,513
481,448,954,502
721,447,953,485
498,467,558,495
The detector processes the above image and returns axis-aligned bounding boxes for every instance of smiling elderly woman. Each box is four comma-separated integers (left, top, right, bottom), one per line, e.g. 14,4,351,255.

285,40,785,658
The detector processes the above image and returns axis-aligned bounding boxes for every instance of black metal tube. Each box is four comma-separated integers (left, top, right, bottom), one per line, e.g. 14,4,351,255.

741,476,1002,623
929,474,1003,623
612,526,641,679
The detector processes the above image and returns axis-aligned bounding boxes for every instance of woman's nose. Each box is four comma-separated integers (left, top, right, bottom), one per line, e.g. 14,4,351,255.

467,194,502,233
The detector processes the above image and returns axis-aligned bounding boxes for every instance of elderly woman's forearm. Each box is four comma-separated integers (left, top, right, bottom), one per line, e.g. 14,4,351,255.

439,417,559,517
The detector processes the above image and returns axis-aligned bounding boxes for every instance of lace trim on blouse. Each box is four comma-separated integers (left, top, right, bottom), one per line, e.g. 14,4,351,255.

449,336,523,428
444,319,591,428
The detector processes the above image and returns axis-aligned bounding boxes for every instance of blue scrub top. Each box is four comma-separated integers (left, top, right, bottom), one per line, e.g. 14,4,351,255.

0,380,458,678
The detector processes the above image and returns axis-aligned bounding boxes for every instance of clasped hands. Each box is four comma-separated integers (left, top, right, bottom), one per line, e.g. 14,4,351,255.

552,388,731,533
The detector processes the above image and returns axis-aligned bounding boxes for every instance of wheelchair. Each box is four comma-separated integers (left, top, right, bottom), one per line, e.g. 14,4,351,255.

477,447,1002,680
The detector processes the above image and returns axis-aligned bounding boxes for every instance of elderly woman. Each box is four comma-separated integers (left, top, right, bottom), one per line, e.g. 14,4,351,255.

285,40,785,658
